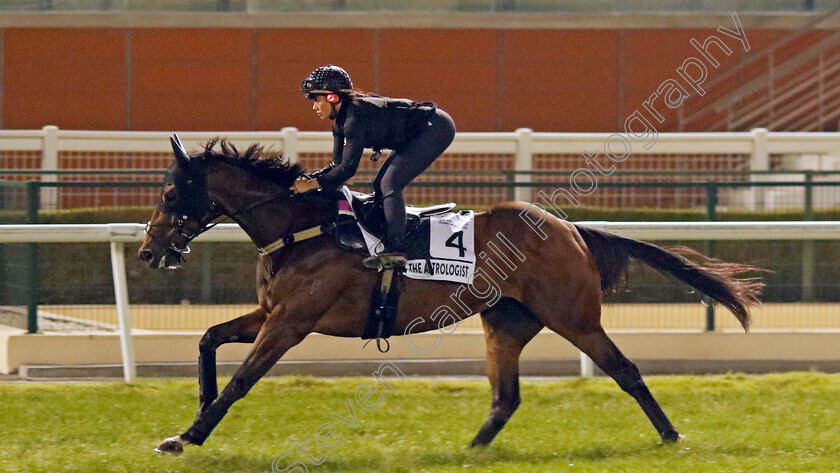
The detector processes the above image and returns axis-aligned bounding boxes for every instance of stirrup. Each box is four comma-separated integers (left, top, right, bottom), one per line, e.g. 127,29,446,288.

362,252,407,270
362,266,402,352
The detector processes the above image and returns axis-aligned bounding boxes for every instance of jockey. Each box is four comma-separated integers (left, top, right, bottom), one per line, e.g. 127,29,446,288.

295,65,456,270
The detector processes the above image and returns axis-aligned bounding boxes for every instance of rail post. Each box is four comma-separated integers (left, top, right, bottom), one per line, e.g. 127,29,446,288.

281,127,298,164
704,184,718,332
110,240,136,382
25,182,40,334
802,171,815,302
749,128,769,210
504,170,516,201
580,352,595,378
40,125,59,211
514,128,533,202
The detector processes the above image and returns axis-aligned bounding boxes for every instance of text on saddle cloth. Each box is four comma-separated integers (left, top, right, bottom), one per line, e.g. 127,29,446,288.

339,186,476,284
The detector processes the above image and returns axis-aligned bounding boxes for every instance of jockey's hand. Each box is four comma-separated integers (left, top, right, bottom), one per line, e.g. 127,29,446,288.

293,177,321,194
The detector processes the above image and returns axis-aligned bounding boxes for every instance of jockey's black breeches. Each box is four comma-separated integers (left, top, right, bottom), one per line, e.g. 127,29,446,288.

373,109,456,252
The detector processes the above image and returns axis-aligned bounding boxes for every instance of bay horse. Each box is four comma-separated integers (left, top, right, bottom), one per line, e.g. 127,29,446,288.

139,136,762,454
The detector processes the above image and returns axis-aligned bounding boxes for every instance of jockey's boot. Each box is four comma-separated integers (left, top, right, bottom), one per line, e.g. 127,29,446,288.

364,213,407,270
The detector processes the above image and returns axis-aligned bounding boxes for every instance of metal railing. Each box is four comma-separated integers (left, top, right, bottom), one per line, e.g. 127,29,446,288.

2,177,840,335
4,169,840,211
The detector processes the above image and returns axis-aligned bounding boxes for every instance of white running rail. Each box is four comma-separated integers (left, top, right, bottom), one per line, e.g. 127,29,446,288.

4,126,840,207
2,221,840,381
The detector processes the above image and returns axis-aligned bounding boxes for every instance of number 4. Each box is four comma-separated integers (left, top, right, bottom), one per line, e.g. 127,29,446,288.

445,231,466,257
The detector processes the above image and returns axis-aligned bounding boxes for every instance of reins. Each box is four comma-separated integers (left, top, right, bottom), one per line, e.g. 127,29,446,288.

255,192,338,256
257,224,327,256
228,190,289,220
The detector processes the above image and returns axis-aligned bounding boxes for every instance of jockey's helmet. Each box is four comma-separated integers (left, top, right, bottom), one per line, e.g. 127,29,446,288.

301,65,353,101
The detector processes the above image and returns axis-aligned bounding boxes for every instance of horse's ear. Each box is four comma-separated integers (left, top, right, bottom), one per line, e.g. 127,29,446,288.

170,133,190,166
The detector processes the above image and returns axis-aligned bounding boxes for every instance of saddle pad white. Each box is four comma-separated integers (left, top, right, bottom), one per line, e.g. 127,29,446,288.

339,187,476,284
406,211,476,285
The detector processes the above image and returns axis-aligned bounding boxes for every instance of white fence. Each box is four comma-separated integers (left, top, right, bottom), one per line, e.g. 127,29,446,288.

2,221,840,381
3,126,840,209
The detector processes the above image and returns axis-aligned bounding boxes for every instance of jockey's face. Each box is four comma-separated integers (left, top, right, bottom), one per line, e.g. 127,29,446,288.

311,95,333,120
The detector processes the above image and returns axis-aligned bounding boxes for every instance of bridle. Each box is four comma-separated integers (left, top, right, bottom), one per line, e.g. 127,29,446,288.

144,204,222,259
144,189,294,258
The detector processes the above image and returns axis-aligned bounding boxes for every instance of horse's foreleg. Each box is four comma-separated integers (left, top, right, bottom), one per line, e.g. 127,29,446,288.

470,300,543,447
155,317,309,453
197,308,267,414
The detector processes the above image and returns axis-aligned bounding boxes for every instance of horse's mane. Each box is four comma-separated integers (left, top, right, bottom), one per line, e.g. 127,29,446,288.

197,137,306,188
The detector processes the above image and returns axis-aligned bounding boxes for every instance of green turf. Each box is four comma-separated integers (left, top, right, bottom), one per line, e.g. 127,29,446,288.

2,373,840,472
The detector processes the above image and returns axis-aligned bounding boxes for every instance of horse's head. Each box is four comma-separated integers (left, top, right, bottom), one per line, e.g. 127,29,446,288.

138,134,221,269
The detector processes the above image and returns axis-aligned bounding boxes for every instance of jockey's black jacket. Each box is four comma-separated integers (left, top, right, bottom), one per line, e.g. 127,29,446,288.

314,96,436,190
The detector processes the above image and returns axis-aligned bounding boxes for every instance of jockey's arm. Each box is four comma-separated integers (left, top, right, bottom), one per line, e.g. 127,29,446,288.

306,164,333,180
301,133,344,180
315,133,365,190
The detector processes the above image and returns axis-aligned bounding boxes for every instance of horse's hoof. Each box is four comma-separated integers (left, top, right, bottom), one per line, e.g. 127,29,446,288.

660,431,683,444
154,436,185,454
468,436,492,448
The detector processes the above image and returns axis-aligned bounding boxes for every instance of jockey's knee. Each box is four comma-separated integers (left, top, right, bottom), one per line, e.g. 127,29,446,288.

379,182,405,200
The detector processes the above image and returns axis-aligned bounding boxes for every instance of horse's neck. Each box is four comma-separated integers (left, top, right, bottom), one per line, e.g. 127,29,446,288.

283,192,337,231
205,160,335,248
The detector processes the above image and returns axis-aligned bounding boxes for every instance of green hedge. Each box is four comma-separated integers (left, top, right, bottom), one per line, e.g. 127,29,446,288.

562,206,840,222
0,206,154,224
5,204,840,224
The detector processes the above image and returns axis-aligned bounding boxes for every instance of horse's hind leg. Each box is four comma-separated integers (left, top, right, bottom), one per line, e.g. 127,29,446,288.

470,299,544,447
522,247,680,443
572,327,680,442
197,307,267,414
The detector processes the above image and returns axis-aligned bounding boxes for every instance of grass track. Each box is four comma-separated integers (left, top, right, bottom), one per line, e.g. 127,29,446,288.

2,373,840,472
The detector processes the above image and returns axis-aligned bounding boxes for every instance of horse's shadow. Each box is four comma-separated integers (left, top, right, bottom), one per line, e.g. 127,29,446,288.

125,438,672,472
307,441,670,472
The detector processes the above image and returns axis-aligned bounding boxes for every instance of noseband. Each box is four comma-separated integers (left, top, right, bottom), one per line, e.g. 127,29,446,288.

145,204,222,259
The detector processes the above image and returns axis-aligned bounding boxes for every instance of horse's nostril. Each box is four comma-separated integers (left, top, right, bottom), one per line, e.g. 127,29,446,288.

138,250,154,262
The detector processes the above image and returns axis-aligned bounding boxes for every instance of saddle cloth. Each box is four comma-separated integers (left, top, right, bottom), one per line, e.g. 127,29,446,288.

338,186,476,284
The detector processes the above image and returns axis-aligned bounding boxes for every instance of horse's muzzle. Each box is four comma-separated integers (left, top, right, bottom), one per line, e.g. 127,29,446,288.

138,242,184,270
138,249,154,263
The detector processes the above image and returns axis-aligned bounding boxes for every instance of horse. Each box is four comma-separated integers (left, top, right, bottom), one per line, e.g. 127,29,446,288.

139,136,763,454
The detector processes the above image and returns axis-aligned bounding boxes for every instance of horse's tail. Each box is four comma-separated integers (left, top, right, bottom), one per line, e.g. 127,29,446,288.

573,224,764,332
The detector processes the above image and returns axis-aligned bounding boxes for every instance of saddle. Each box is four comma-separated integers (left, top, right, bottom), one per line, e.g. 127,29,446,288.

333,190,456,255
